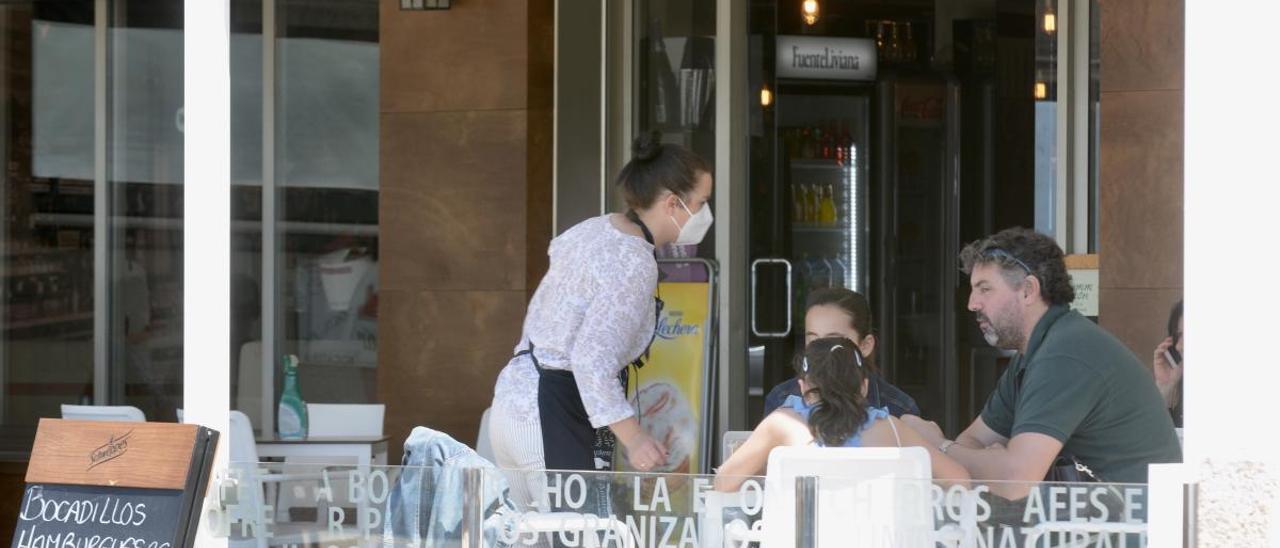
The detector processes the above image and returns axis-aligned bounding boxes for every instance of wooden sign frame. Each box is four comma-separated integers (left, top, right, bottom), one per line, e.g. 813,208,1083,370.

13,419,219,548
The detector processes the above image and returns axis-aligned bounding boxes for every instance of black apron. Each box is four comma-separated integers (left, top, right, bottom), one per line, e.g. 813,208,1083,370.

515,212,661,512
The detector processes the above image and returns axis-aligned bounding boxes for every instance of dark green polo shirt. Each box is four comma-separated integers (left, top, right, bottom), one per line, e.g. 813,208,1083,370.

981,305,1182,483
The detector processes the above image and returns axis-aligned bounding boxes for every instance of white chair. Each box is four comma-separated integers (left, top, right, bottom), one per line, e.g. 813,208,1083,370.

727,446,939,548
476,407,495,464
237,342,268,431
229,410,262,464
227,410,317,548
60,404,145,422
305,403,384,437
270,403,384,535
722,430,752,462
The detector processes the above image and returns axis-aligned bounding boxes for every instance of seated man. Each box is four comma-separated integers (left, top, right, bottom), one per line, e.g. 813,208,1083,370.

762,288,920,418
902,228,1181,493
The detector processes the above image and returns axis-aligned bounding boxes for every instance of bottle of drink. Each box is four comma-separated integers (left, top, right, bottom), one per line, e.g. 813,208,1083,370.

840,125,855,166
827,255,845,289
807,184,822,224
792,185,805,224
810,256,831,290
832,255,851,289
796,185,807,224
835,121,847,165
817,124,828,159
903,22,917,63
801,128,815,159
875,21,889,62
278,354,308,440
821,123,835,160
889,21,902,63
819,184,837,226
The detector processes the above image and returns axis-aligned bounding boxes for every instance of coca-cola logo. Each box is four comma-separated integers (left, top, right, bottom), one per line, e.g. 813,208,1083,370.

87,430,133,471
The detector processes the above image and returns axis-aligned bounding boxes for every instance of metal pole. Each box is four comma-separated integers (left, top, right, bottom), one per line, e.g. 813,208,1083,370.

1183,482,1197,548
714,0,750,439
795,475,818,548
92,0,108,407
260,0,278,438
461,467,486,548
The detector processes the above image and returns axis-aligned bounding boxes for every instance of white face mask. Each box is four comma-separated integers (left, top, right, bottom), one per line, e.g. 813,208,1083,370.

670,196,713,246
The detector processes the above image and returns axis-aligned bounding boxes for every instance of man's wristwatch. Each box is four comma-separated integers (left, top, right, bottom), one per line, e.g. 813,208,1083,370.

939,440,957,454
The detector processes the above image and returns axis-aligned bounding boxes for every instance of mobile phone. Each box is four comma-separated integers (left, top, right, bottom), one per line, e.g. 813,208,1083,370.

1167,332,1182,371
1163,347,1181,369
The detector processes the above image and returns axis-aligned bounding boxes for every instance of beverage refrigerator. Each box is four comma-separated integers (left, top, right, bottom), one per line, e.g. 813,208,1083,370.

748,68,962,433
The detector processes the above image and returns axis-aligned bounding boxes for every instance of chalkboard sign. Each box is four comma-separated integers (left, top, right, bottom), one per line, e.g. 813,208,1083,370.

11,419,218,548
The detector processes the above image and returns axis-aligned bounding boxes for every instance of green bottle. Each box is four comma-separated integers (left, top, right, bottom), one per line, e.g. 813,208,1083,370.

277,354,308,440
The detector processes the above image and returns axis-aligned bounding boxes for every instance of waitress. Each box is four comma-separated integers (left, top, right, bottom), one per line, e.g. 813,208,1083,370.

489,132,713,510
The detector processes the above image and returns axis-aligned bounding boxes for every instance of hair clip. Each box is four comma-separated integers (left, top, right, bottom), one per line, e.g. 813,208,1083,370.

830,344,845,353
802,356,810,373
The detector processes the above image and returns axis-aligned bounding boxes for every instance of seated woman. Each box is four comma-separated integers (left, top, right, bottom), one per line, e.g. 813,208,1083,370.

715,337,969,491
763,288,919,418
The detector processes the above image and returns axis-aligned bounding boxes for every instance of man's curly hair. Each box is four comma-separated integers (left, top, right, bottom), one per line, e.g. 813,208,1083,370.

959,227,1075,306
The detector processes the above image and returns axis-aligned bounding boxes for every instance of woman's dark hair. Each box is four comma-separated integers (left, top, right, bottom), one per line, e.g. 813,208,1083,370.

1168,300,1183,338
805,288,878,371
615,131,711,210
958,227,1075,306
792,336,869,447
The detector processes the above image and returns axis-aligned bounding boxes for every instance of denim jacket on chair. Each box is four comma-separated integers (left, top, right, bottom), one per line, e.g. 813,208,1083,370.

383,426,516,547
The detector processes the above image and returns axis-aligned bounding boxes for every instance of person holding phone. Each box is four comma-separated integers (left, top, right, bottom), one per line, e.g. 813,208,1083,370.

1152,300,1184,427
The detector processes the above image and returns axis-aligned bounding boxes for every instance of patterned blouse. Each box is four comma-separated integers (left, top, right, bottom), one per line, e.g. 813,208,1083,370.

492,215,657,429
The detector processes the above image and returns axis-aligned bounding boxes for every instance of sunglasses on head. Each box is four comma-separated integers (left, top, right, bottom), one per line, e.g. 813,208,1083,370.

983,247,1033,274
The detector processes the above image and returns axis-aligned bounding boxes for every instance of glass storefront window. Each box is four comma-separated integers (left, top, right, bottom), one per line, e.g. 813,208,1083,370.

627,0,716,262
1033,0,1059,238
107,0,185,424
269,0,379,437
1,0,96,457
1,0,379,448
230,0,265,431
229,0,379,435
274,0,379,411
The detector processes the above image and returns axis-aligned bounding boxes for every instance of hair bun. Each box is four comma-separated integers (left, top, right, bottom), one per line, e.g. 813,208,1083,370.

632,131,664,163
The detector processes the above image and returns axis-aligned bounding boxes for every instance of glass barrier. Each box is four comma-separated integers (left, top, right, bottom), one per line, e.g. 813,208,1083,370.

217,462,1149,547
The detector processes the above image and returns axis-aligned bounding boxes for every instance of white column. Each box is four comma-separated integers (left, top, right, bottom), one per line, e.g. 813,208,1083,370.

184,0,231,545
1184,0,1280,543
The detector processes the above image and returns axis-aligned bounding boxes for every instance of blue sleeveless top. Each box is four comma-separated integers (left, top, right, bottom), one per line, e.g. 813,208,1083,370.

783,395,891,448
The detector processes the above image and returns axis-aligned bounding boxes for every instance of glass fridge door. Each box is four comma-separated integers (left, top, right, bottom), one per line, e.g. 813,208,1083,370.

746,83,872,423
779,91,871,345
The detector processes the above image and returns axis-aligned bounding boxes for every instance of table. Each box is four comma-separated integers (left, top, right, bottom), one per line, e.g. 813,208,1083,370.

255,435,392,538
